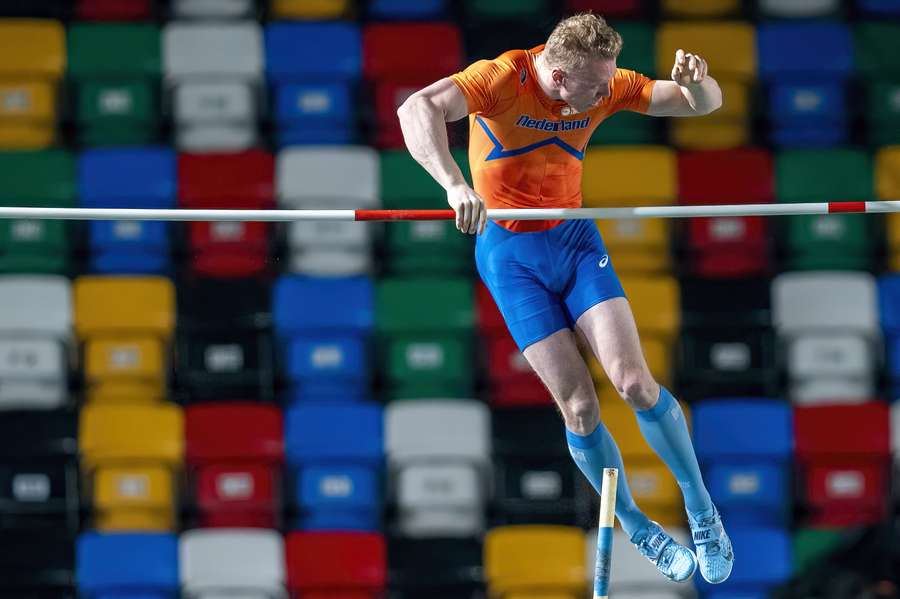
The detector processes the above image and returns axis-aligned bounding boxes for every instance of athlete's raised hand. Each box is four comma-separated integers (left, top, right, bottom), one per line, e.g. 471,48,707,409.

447,183,487,235
671,49,708,87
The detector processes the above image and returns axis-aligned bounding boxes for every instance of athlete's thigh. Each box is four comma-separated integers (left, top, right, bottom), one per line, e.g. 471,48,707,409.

574,296,653,387
521,327,595,404
559,220,626,325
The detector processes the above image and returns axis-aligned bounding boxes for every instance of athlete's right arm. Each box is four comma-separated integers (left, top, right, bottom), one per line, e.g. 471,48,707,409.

397,78,487,235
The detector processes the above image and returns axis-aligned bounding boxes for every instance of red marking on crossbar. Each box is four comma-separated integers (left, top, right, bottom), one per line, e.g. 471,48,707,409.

828,202,866,214
355,209,456,221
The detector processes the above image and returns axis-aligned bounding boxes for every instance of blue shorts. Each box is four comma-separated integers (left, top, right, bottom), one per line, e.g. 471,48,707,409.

475,219,627,352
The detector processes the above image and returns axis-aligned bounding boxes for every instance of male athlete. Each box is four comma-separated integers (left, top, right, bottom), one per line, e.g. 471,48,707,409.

397,13,730,584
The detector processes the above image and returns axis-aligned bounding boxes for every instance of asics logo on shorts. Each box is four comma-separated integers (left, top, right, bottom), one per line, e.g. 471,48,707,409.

598,255,609,268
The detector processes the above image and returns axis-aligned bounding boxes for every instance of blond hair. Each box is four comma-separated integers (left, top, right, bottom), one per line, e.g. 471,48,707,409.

543,12,623,70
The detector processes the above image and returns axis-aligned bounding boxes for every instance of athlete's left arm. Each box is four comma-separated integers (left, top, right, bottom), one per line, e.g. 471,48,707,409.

646,49,723,117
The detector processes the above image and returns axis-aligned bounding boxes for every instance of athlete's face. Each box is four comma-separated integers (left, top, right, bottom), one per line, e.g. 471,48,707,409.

556,57,617,113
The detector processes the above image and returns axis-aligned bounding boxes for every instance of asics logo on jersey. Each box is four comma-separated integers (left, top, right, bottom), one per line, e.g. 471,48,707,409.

598,255,609,268
515,114,591,132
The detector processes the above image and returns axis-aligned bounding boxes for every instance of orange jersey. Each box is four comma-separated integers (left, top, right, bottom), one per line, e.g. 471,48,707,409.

450,45,655,232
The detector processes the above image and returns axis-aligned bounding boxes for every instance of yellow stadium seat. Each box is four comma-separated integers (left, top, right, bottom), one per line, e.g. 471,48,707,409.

0,19,66,78
595,218,671,274
506,594,578,599
582,146,677,206
270,0,349,18
485,526,586,596
663,0,740,17
876,148,900,270
74,276,175,341
0,81,57,148
0,122,54,149
618,275,681,341
80,403,183,468
88,381,165,404
94,466,175,531
85,337,165,384
656,22,756,82
670,81,750,149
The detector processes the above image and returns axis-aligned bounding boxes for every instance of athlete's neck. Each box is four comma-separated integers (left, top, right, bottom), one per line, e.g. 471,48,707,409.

533,52,563,102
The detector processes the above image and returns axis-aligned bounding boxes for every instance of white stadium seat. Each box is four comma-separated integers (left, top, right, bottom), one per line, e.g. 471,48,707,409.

758,0,840,17
788,335,878,404
172,0,255,18
174,82,257,151
772,272,879,336
180,528,286,598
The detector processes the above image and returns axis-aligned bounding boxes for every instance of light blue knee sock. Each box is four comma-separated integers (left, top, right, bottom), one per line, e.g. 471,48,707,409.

566,421,651,539
636,386,713,517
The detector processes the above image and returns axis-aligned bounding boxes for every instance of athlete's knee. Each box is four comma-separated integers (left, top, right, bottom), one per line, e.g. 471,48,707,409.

614,370,659,411
558,389,600,435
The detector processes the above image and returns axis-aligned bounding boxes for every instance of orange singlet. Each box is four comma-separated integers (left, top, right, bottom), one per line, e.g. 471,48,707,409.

449,44,655,232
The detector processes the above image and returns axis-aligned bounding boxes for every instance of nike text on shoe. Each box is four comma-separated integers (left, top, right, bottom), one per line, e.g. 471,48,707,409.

632,521,697,583
688,505,734,584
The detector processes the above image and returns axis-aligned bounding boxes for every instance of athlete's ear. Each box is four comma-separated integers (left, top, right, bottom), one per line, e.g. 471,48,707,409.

551,68,566,88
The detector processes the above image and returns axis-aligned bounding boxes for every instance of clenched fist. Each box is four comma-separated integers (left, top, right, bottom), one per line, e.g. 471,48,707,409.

672,48,708,86
447,183,487,235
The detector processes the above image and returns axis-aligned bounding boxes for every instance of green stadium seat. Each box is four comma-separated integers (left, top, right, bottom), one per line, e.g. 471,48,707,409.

67,24,161,146
376,277,474,398
855,23,900,145
465,0,549,20
776,149,876,271
380,149,474,275
0,150,75,273
793,528,847,573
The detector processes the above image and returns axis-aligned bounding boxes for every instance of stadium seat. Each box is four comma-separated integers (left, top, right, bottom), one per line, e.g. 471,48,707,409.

380,149,473,274
662,0,739,16
172,0,255,17
670,79,751,150
0,0,69,17
776,148,876,271
76,532,178,598
369,0,448,19
178,150,274,278
277,146,379,276
270,0,349,18
857,22,900,146
68,24,161,146
695,527,791,596
859,0,900,13
876,148,900,269
180,528,285,596
566,0,645,17
682,277,771,329
0,19,64,148
678,148,773,278
364,23,463,147
583,146,677,205
79,148,175,274
273,275,373,401
476,282,506,336
77,0,152,20
773,271,879,404
0,275,71,409
877,275,900,396
465,0,549,20
390,537,483,597
386,400,491,537
185,403,283,528
285,402,383,530
585,527,691,595
693,399,792,526
286,531,386,597
0,150,75,274
265,22,361,145
377,277,475,398
758,0,841,17
656,22,756,82
79,403,183,531
595,218,670,275
793,527,848,573
164,21,263,150
485,525,585,596
0,410,79,532
177,278,274,402
492,407,584,525
598,398,683,525
620,274,680,341
758,23,854,146
0,528,75,597
794,402,891,526
487,333,552,407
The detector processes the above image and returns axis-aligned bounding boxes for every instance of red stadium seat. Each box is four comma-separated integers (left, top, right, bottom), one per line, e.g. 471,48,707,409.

363,23,463,80
678,149,775,278
286,531,386,597
178,150,275,278
476,283,507,337
488,333,553,407
794,402,891,526
185,402,283,528
565,0,645,17
374,78,429,148
77,0,152,20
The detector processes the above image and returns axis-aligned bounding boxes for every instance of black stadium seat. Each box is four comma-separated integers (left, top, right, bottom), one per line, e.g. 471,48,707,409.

0,528,76,598
0,0,70,17
389,537,485,599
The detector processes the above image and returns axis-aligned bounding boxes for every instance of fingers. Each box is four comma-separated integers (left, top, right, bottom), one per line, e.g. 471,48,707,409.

456,200,467,232
478,202,487,235
674,50,707,85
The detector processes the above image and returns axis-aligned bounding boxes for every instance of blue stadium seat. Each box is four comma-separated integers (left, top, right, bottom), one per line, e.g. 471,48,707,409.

76,532,178,598
369,0,448,18
78,148,175,274
265,22,361,146
693,399,793,526
696,527,791,597
274,275,373,401
859,0,900,13
757,23,853,146
285,401,383,531
878,275,900,395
